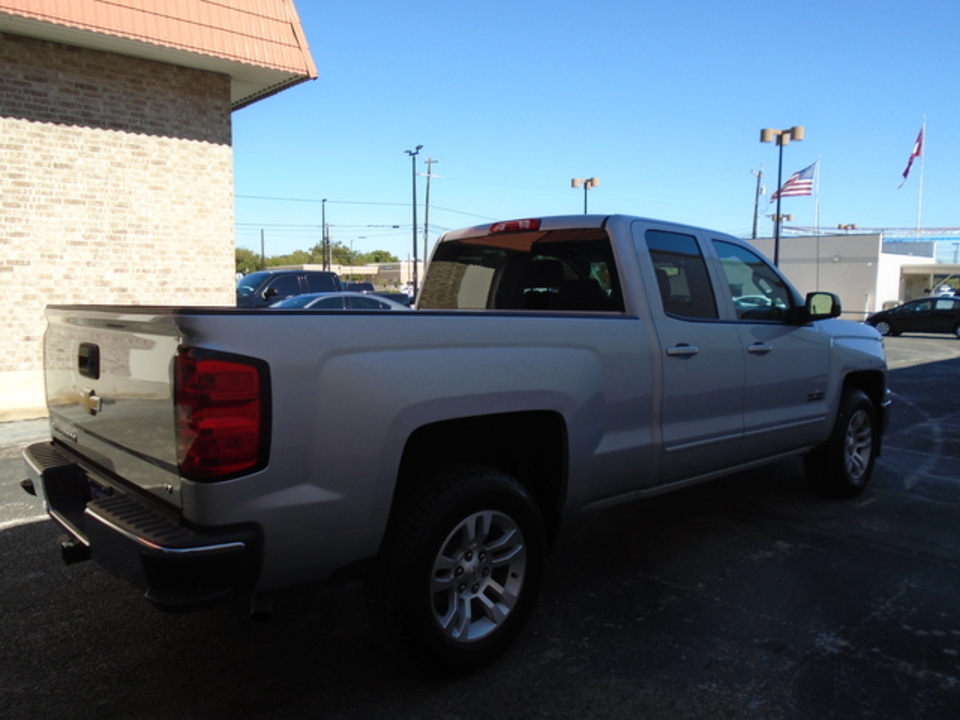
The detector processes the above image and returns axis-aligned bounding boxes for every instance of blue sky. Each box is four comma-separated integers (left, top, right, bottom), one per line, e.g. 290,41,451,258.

233,0,960,260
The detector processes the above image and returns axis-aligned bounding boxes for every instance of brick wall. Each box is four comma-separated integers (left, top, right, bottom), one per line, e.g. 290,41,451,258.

0,33,236,417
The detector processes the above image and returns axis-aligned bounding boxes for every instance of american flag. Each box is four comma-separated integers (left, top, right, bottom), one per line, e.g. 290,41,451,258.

771,162,816,199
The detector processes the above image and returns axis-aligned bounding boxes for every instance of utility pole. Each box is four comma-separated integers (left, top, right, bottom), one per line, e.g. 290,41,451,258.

420,158,440,272
751,166,764,239
260,229,265,270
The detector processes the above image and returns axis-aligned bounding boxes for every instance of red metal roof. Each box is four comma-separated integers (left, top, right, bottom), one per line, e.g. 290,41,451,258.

0,0,317,108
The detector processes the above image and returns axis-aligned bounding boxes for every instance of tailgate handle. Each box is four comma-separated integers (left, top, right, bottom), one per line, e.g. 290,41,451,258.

78,343,100,380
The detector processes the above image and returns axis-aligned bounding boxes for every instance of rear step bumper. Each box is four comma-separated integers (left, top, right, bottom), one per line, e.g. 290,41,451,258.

23,442,262,612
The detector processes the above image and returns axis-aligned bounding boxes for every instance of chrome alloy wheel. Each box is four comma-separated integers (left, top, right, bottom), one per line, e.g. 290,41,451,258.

874,320,891,336
430,510,527,643
844,408,874,483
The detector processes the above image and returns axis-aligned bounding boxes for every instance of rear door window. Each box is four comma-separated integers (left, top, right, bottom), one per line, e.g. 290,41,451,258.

644,230,718,319
305,273,339,293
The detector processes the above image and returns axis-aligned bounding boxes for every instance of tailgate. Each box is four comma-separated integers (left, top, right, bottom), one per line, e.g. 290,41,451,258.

43,306,184,507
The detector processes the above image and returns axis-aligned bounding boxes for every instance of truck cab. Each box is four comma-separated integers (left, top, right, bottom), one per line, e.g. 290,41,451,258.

236,269,341,308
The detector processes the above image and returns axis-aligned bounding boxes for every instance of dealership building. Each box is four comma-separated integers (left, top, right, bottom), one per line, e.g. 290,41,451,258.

750,231,960,319
0,0,316,420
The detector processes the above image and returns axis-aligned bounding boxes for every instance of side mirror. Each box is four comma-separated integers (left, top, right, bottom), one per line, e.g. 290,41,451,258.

808,291,841,318
790,291,841,323
264,287,279,299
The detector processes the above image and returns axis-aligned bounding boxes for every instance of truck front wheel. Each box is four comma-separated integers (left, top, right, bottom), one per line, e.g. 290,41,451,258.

805,388,878,498
366,465,547,673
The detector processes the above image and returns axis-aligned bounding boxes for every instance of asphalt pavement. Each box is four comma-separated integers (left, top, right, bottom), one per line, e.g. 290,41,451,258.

1,335,959,720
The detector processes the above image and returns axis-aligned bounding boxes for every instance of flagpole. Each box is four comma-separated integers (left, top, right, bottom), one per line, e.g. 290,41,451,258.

916,117,926,237
814,156,821,236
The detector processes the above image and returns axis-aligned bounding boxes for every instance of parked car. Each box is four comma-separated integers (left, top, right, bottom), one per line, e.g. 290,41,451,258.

270,291,411,310
866,296,960,337
237,270,341,308
341,281,376,293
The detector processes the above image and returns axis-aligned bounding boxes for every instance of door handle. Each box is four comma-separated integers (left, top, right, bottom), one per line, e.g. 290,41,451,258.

666,344,699,357
746,342,773,355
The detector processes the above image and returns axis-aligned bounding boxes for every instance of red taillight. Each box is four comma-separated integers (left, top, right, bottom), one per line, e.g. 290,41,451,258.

489,219,541,234
175,350,268,480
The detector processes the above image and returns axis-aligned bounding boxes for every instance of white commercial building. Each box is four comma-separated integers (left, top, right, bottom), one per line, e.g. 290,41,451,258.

749,233,960,320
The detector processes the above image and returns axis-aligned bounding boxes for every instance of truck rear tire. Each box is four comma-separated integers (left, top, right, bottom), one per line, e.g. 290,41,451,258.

804,388,878,498
365,465,547,673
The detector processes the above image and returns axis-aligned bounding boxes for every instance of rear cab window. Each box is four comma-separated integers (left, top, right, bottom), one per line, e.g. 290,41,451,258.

419,227,625,312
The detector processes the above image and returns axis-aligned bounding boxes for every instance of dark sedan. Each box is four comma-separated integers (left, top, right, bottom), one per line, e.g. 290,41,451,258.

866,295,960,337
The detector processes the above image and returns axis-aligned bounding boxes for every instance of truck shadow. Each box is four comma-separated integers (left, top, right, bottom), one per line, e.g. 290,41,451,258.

6,359,955,720
1,459,825,719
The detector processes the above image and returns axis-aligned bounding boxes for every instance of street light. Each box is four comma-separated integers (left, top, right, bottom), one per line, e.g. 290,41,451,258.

405,145,423,296
760,126,804,266
768,213,793,233
571,177,599,214
321,198,329,270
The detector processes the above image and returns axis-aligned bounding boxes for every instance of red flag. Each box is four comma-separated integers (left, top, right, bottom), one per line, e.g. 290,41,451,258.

900,127,923,187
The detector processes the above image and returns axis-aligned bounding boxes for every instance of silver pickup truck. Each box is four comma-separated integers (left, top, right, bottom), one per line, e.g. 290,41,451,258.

22,214,889,671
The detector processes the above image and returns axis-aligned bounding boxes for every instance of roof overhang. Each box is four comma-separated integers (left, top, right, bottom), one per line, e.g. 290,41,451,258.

899,264,960,277
0,11,316,110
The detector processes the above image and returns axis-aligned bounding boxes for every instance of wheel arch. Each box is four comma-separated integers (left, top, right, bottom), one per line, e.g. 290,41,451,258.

393,410,567,547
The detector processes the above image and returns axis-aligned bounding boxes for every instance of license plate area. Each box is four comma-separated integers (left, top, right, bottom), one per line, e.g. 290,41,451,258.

42,463,92,538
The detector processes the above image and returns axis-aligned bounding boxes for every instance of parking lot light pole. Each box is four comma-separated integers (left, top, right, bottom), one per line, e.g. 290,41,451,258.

571,177,599,214
405,145,423,297
768,213,793,237
321,198,328,270
760,126,803,266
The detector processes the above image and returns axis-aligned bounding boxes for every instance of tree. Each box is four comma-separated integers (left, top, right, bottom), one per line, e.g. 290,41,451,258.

360,249,400,264
330,241,358,266
236,248,261,275
267,250,311,267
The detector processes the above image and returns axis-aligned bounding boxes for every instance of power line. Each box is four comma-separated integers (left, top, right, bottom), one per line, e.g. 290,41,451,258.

235,195,498,220
236,195,408,207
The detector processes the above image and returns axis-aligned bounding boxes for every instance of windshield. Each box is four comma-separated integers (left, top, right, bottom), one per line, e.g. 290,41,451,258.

236,271,270,296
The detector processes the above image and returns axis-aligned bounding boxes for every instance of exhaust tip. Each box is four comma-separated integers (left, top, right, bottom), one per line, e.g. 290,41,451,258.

60,537,91,565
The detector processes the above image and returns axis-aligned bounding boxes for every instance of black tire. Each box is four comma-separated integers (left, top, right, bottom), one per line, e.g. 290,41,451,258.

805,389,878,498
365,465,547,673
953,323,960,339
